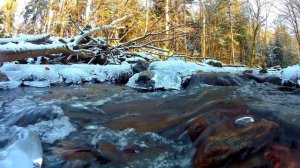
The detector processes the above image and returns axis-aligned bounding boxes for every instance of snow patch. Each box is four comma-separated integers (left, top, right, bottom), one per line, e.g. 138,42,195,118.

280,64,300,85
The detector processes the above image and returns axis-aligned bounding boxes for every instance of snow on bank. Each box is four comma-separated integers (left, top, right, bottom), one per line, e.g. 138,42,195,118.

0,64,133,89
149,60,249,74
280,64,300,85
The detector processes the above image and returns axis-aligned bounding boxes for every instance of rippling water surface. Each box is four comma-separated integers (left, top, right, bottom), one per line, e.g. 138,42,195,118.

0,82,300,167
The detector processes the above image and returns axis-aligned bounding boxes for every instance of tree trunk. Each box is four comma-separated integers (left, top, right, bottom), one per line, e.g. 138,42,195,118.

46,0,54,34
0,43,69,62
228,0,235,64
199,0,206,58
144,0,149,34
165,0,170,48
85,0,93,24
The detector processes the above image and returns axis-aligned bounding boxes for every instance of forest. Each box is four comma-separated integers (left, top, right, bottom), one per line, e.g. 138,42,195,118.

0,0,300,67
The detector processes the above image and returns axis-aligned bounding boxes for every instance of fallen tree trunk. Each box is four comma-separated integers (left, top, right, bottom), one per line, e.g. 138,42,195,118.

0,43,69,62
0,34,50,45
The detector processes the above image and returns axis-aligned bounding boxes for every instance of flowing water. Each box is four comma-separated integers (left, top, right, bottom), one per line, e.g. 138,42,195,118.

0,81,300,167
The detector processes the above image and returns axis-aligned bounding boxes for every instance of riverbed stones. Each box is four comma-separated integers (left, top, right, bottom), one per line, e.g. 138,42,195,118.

188,104,250,143
193,120,279,168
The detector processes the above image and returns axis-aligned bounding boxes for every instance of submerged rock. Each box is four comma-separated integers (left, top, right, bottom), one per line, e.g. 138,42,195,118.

264,76,282,85
239,74,283,86
264,143,300,168
188,103,250,142
194,120,279,168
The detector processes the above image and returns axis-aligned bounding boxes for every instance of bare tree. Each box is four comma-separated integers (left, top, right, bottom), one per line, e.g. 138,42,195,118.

284,0,300,63
199,0,206,58
245,0,272,66
165,0,171,48
228,0,235,64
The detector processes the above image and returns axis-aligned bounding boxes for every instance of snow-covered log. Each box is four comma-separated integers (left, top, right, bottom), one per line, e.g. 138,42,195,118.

0,43,69,62
0,34,50,44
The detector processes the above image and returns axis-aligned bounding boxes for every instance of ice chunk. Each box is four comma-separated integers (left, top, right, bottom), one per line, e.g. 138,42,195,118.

23,81,50,87
235,116,255,126
127,70,182,90
0,81,21,89
0,126,43,168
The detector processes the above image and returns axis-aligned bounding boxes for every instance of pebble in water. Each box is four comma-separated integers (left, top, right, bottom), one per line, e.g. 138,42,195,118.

235,116,255,127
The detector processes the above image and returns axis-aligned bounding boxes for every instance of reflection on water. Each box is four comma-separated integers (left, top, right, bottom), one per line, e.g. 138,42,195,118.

0,82,299,167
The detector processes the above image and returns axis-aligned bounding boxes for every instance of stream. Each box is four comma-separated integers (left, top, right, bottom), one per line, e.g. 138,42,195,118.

0,81,300,168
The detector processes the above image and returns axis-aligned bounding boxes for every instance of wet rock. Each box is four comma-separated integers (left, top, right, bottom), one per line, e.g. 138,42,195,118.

259,68,268,74
264,76,282,85
207,61,222,67
96,141,122,162
264,143,300,168
132,60,149,73
135,70,155,89
187,72,243,88
242,70,253,74
17,59,28,64
0,71,9,82
60,149,97,162
239,73,264,83
49,140,111,168
194,120,279,168
277,86,299,92
113,71,132,84
282,80,299,87
188,103,250,142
